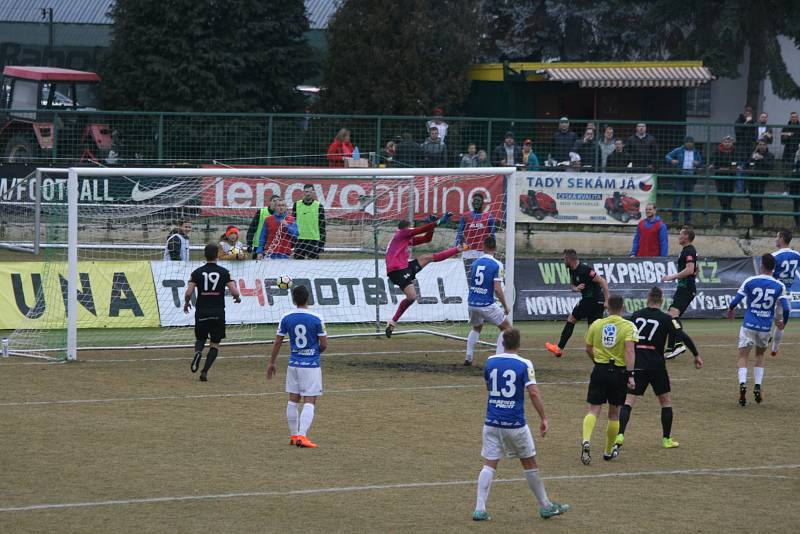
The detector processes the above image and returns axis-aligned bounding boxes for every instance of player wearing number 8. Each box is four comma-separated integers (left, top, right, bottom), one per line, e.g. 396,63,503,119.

267,286,328,448
726,254,790,406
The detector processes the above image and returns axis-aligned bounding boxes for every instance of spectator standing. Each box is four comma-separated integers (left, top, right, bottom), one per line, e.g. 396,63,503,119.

631,203,668,257
709,135,739,227
164,220,191,261
571,129,600,170
599,126,616,168
552,117,578,164
395,132,423,167
218,226,246,260
734,106,757,162
382,140,397,167
426,108,449,142
257,199,298,259
665,136,703,225
522,139,540,169
747,140,775,229
326,128,354,167
780,111,800,168
476,150,490,167
461,143,478,167
246,194,279,259
792,147,800,227
293,184,326,259
605,140,631,171
756,112,773,144
626,123,658,171
422,126,447,167
492,131,521,166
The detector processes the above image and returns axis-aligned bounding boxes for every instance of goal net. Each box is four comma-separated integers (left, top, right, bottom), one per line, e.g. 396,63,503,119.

2,166,516,360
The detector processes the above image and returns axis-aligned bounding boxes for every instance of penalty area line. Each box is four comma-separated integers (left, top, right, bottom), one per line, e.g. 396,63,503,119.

1,464,798,513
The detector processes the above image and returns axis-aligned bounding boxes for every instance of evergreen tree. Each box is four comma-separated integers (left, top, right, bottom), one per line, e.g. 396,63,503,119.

103,0,315,112
320,0,480,115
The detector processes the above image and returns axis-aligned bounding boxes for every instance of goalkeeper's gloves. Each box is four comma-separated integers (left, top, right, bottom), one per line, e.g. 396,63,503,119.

425,214,438,223
437,211,453,226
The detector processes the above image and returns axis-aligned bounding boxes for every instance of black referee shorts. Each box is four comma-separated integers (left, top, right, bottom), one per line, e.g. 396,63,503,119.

631,367,671,396
586,363,628,406
572,299,605,325
670,287,696,316
195,310,226,344
388,259,423,290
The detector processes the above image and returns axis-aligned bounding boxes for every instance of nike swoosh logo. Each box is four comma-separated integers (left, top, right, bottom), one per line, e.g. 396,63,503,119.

131,181,183,202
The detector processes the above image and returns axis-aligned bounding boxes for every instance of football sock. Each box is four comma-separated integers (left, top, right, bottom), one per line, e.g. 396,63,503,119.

754,367,765,385
201,347,219,373
738,367,748,384
194,339,205,353
605,420,620,455
660,407,673,438
495,330,505,355
286,401,299,435
558,322,575,349
465,330,480,361
524,469,551,508
392,298,415,323
582,413,597,443
666,318,683,351
475,466,495,513
298,403,315,436
432,247,459,262
771,329,784,353
618,404,632,435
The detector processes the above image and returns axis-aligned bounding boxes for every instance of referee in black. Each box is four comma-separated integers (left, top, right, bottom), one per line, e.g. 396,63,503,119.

660,225,698,358
184,243,241,381
613,287,703,456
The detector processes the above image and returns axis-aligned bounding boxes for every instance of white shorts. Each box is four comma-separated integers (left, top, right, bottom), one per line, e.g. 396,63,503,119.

738,327,772,349
286,366,323,397
469,304,506,327
481,425,536,460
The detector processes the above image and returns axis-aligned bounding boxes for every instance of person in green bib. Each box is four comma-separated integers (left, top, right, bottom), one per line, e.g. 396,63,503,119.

246,194,280,259
293,184,326,259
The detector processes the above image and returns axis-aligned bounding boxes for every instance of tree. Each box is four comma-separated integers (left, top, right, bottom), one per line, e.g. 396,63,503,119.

320,0,481,115
103,0,315,112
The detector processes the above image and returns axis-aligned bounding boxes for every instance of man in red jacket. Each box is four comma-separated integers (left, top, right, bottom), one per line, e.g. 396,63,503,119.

631,203,668,257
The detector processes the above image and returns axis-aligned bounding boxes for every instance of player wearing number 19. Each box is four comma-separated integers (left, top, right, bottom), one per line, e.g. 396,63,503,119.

267,286,328,448
726,254,790,406
472,329,570,522
184,244,241,382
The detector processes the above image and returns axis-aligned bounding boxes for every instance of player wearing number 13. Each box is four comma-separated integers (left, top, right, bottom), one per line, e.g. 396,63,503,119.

472,329,570,522
726,254,790,406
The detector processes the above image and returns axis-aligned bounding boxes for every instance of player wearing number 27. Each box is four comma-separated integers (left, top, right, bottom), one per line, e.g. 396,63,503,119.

726,253,790,406
472,329,570,522
184,244,241,382
769,229,800,356
267,286,328,448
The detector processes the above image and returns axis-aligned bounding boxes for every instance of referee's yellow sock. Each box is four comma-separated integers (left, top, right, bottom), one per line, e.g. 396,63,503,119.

582,413,597,443
605,420,620,455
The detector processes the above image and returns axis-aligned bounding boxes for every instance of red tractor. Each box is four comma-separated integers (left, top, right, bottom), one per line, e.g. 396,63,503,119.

604,192,642,223
0,66,113,163
519,189,558,220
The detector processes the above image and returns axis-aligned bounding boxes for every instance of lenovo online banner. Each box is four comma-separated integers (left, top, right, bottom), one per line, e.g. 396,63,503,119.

513,257,755,320
516,171,657,225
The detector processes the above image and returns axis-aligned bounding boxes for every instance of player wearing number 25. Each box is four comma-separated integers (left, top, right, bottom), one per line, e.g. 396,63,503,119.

267,286,328,448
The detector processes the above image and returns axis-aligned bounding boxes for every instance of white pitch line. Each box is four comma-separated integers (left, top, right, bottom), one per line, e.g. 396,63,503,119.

1,464,797,513
3,375,799,408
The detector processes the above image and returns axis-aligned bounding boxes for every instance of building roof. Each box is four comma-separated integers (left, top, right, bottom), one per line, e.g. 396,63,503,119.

0,0,338,29
3,66,101,81
469,61,714,88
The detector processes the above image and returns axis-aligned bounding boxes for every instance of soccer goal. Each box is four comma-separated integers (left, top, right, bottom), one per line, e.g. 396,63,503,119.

3,166,517,361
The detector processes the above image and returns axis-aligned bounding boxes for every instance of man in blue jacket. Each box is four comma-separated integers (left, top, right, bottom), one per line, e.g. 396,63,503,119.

631,203,668,257
665,136,703,226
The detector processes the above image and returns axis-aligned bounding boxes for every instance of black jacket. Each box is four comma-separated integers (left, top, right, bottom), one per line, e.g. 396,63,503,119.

395,139,424,167
552,130,578,162
625,134,658,169
491,143,522,166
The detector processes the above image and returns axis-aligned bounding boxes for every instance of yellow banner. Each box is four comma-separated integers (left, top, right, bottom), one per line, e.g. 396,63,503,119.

0,262,159,329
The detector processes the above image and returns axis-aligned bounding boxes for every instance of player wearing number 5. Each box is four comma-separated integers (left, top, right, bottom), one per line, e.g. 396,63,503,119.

769,229,800,356
267,286,328,448
184,244,241,382
464,237,512,366
726,254,790,406
581,295,636,465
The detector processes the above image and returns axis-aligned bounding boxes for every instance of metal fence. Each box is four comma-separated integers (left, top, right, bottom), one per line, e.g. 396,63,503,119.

1,110,799,227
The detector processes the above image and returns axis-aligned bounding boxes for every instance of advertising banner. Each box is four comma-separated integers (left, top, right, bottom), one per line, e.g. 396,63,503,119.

516,171,657,225
152,258,469,327
513,257,755,320
0,261,160,329
198,165,506,221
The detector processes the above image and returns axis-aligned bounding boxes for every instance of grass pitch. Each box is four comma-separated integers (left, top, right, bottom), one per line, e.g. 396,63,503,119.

1,320,799,533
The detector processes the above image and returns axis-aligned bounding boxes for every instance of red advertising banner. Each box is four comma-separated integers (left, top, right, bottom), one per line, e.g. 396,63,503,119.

199,165,505,220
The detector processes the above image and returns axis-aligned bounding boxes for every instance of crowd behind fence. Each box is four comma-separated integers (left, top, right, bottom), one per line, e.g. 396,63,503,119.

1,110,799,228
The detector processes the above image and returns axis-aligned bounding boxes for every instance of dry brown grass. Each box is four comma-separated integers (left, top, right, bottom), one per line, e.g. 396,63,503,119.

1,320,799,533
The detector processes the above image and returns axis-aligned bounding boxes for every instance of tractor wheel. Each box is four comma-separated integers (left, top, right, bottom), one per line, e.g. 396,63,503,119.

4,135,39,163
533,209,546,220
633,211,642,220
621,213,631,223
